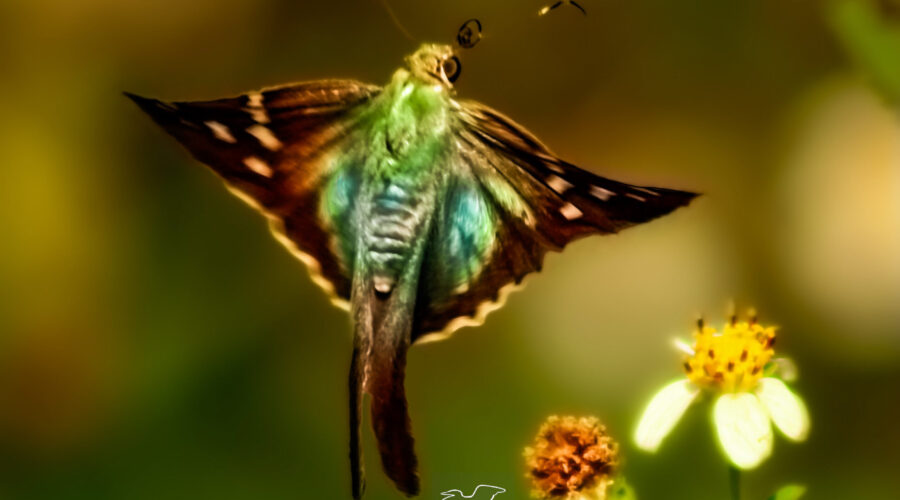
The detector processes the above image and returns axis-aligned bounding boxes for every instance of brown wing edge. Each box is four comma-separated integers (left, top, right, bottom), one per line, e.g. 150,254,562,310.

224,185,352,311
123,84,377,311
411,106,699,344
412,194,696,345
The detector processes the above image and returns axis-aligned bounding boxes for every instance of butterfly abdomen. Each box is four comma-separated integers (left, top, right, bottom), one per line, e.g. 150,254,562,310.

363,180,432,295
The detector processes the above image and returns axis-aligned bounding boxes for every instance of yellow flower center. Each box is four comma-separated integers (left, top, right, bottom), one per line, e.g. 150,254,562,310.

683,321,776,392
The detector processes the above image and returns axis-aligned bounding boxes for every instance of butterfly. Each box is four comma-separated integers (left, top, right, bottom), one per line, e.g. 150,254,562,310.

126,43,696,499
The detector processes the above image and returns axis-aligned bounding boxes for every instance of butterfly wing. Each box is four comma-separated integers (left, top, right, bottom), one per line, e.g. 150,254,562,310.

126,80,381,308
411,101,698,343
129,80,384,499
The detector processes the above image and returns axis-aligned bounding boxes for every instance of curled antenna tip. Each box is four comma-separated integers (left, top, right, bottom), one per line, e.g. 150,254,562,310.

456,18,483,49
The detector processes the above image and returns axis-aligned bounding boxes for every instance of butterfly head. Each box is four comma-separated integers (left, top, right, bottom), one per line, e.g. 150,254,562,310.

405,43,461,89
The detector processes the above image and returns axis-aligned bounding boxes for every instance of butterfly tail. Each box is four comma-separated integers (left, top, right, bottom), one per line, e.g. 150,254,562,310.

367,289,420,497
349,341,366,499
351,281,420,497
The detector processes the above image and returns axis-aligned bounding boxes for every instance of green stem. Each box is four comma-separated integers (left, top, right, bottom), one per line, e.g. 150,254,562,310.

728,465,741,500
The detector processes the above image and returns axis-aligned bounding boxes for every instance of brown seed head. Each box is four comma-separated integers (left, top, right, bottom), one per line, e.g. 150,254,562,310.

524,416,619,499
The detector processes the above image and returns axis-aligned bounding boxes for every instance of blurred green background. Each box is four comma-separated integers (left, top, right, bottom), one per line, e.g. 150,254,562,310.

1,0,898,498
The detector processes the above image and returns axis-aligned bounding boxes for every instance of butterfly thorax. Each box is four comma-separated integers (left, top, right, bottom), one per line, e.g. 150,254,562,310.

373,69,452,171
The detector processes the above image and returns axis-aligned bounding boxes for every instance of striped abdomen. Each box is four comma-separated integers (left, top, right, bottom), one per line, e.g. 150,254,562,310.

364,181,429,295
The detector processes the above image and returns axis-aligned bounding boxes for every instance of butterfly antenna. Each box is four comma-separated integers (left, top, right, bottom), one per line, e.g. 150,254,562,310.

378,0,416,42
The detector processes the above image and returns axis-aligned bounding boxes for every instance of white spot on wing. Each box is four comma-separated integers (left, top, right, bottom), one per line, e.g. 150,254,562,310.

247,92,263,108
634,187,660,196
523,211,536,227
559,202,583,220
546,175,573,194
247,124,283,151
626,193,647,202
590,185,615,201
243,156,273,178
157,101,177,112
204,121,237,143
546,163,565,174
248,108,269,124
245,92,269,123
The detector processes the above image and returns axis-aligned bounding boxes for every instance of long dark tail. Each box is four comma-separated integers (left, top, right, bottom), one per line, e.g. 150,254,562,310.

349,341,367,499
368,294,418,496
349,285,420,498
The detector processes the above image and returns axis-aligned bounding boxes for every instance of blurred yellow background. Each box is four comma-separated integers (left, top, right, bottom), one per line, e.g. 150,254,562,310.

1,0,898,498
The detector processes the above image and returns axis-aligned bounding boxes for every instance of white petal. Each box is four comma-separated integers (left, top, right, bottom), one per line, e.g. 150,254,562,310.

672,338,695,356
773,357,799,382
714,393,773,469
756,377,810,441
634,379,698,452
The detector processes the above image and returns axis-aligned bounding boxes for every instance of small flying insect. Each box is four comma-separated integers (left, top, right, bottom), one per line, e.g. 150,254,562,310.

539,0,588,16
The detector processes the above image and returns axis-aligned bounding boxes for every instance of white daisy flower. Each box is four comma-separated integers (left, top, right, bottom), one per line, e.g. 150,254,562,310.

634,315,809,469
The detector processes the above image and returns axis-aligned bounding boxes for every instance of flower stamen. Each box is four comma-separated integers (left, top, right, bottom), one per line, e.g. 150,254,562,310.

683,318,776,393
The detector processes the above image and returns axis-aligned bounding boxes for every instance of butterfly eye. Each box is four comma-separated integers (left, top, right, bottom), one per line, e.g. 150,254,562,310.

441,56,462,83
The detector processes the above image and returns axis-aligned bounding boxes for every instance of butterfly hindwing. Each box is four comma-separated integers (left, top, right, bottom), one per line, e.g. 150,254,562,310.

412,101,698,343
126,80,381,306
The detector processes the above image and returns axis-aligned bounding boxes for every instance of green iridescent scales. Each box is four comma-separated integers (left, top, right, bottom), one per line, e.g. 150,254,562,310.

320,69,496,299
127,43,697,499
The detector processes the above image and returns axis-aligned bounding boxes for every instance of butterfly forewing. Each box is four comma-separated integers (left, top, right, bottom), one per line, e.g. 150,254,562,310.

460,101,698,236
126,80,381,306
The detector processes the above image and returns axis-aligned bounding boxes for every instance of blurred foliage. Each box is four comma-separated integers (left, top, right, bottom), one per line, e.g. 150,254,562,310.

829,0,900,104
607,478,637,500
768,484,807,500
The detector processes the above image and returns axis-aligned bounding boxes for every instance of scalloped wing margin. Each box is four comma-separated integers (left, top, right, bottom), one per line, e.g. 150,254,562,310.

410,100,698,344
